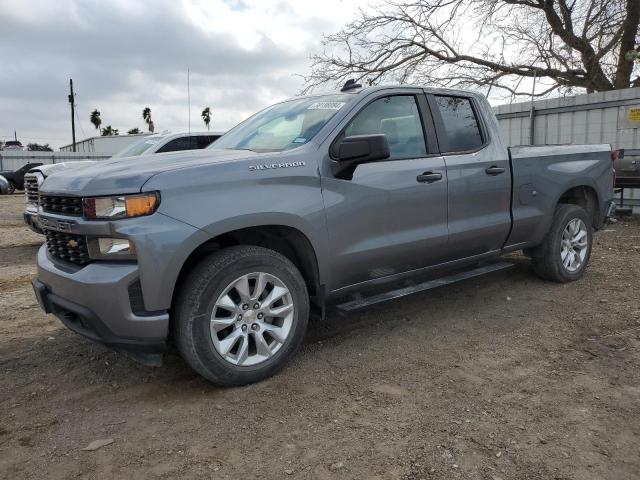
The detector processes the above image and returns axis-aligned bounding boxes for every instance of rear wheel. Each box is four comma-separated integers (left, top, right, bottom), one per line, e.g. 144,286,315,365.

531,204,592,283
174,245,309,386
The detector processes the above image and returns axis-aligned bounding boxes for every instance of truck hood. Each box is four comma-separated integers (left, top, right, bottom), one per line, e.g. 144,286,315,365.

41,149,257,196
34,161,97,177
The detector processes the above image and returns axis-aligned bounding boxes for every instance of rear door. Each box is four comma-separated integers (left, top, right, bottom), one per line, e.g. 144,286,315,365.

427,93,511,259
322,91,449,290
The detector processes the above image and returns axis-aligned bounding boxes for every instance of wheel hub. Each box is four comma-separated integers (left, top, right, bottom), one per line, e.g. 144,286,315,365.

242,309,257,324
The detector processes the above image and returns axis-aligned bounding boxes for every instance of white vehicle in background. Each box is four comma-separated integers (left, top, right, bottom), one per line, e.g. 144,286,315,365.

2,140,26,151
23,131,225,232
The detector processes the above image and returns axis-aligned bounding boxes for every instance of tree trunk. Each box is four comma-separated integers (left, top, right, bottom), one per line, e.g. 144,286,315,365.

614,0,640,89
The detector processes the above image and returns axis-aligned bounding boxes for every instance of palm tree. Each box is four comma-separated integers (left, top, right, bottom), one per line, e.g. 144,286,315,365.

90,109,102,133
142,107,154,133
201,107,211,131
101,125,119,136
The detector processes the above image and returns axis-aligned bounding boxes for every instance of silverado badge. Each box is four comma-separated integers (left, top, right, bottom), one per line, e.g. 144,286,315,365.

249,161,305,172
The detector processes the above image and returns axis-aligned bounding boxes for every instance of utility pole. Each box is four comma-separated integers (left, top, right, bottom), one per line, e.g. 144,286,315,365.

68,78,76,152
14,131,17,141
529,70,537,146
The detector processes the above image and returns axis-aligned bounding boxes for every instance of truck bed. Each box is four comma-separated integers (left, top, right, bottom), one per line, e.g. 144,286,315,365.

506,144,614,248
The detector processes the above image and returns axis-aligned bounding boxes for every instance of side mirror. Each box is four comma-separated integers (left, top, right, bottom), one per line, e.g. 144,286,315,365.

617,148,625,160
332,134,390,178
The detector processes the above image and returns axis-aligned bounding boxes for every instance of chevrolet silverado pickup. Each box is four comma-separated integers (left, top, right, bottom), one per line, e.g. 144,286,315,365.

31,83,616,386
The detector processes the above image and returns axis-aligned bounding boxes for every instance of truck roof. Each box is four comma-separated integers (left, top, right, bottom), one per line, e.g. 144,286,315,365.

293,84,485,103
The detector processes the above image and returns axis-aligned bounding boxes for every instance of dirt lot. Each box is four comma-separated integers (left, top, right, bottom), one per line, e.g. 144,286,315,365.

1,193,639,480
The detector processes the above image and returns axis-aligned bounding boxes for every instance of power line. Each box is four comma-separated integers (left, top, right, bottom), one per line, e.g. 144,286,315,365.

74,101,87,138
0,134,68,141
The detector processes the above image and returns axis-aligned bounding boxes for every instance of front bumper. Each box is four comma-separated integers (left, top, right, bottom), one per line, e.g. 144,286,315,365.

33,245,169,365
23,206,43,234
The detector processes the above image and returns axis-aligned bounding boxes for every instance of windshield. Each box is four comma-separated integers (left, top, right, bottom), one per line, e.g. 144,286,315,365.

209,94,352,153
111,136,161,158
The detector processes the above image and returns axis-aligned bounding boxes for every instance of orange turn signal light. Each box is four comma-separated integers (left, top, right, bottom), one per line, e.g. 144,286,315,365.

125,193,158,217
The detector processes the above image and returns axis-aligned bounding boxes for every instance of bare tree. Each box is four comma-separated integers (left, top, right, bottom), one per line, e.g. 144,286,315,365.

305,0,639,98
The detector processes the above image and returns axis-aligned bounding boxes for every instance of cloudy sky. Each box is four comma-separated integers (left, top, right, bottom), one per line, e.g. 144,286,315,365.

0,0,372,149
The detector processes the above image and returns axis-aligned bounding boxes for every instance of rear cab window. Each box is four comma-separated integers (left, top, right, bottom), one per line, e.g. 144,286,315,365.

156,137,198,153
197,136,218,149
433,96,483,153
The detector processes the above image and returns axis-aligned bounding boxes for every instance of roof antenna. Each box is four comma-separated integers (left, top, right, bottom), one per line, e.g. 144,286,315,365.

187,68,191,134
341,79,362,92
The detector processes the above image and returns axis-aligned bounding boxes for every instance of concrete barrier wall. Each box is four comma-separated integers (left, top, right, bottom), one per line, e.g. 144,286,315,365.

0,151,111,171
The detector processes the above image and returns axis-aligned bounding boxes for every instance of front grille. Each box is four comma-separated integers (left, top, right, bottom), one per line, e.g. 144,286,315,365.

40,195,83,216
24,174,39,204
44,229,90,265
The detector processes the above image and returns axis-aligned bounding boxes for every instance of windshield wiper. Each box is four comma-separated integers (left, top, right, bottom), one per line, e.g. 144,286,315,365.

223,147,255,152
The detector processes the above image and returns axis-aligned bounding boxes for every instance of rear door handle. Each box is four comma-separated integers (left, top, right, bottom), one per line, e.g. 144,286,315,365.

485,166,506,175
417,172,443,183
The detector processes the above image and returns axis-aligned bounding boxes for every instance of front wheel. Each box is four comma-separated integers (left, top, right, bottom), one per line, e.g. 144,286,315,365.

174,246,309,386
531,204,593,283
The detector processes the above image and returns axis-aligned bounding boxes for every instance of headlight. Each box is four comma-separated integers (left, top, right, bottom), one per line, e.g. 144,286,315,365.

82,192,159,219
87,237,136,260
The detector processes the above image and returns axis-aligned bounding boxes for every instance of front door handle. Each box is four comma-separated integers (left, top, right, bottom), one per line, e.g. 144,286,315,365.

417,172,443,183
485,166,506,176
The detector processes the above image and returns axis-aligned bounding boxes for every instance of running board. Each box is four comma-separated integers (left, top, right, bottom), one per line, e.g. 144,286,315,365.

335,261,514,312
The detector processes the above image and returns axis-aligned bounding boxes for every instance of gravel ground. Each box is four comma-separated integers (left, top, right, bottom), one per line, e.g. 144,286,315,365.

0,193,639,480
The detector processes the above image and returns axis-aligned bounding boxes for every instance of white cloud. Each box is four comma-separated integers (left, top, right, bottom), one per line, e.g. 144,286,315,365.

0,0,372,148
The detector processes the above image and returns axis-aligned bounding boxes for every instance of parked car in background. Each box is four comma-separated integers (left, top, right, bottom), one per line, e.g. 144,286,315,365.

111,131,225,159
0,175,9,195
23,131,225,232
0,162,43,194
613,149,640,188
31,84,615,386
2,140,26,151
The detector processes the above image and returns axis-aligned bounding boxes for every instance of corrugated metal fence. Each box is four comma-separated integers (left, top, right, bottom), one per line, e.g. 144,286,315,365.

494,86,640,210
0,151,111,171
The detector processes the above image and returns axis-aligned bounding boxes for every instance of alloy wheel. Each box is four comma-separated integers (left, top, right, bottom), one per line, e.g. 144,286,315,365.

210,272,294,366
560,218,588,273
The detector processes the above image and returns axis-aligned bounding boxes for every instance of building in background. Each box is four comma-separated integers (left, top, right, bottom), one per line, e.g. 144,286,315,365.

59,133,151,154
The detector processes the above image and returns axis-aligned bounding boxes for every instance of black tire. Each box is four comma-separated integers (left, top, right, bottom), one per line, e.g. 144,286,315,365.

531,204,593,283
174,245,309,386
6,182,15,195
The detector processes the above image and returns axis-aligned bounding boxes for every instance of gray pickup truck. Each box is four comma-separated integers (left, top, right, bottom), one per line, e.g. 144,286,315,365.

31,83,616,386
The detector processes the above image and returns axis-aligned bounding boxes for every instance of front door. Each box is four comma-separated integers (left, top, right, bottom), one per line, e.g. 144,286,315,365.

321,93,449,291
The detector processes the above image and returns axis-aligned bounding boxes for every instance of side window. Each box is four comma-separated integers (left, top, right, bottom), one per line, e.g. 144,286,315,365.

156,137,197,153
344,95,426,160
434,96,483,152
196,135,218,149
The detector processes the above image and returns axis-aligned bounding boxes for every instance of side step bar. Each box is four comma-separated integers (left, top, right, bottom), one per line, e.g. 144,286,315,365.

336,261,514,312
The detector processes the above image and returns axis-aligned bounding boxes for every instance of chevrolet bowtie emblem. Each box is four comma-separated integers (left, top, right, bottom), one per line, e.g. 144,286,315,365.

67,239,79,248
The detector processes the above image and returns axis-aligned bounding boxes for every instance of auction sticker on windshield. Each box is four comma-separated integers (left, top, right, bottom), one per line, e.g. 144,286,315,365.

307,102,345,110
